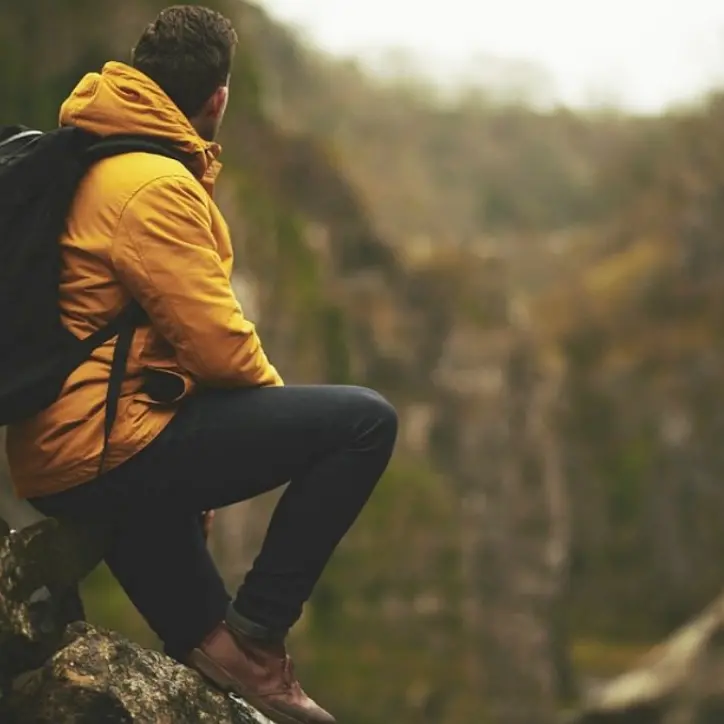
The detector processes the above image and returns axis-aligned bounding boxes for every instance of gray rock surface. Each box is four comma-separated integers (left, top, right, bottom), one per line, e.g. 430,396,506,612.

0,622,271,723
0,517,272,723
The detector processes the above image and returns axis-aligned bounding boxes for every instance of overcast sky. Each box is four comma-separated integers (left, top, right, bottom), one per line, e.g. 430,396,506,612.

259,0,724,111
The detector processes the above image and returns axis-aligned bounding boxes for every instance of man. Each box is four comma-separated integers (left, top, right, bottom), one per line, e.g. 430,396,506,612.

6,6,397,724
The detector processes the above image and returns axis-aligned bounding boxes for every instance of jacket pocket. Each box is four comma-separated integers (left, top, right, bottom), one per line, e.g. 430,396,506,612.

140,366,193,405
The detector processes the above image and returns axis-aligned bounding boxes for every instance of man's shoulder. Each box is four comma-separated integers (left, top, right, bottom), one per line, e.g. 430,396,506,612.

93,149,195,192
80,149,204,221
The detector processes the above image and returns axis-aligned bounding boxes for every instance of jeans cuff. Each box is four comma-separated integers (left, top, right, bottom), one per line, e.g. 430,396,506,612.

226,601,287,643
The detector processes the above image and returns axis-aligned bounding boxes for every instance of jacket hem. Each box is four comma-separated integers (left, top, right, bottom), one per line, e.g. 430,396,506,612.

13,413,175,500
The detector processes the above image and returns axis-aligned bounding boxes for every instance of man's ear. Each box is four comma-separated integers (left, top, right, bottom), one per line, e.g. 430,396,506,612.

207,86,229,119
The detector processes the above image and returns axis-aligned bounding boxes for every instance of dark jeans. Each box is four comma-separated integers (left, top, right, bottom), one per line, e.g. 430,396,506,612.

29,384,398,658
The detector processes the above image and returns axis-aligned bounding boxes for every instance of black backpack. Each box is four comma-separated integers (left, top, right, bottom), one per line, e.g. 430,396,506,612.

0,125,193,472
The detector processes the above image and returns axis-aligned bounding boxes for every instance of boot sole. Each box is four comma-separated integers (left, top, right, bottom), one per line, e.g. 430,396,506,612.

190,649,313,724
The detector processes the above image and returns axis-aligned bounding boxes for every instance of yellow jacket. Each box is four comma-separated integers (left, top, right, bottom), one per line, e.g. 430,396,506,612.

7,62,283,499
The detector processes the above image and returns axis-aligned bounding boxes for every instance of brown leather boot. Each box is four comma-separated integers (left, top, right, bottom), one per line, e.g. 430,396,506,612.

186,622,336,724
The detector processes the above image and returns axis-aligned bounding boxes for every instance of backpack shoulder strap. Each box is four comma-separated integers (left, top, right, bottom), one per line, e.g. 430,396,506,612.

83,133,196,169
74,303,145,362
71,303,146,477
97,305,141,476
0,128,43,151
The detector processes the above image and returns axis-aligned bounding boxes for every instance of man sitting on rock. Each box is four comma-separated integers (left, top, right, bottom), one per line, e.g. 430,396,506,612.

5,6,398,724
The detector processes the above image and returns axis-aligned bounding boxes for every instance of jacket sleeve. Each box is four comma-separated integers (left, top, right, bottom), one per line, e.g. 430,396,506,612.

112,174,283,388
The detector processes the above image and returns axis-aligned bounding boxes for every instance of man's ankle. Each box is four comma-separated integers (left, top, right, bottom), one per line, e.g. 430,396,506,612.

225,602,286,645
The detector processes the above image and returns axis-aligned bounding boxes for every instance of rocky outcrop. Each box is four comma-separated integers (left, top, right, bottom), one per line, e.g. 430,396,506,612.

0,517,270,723
1,622,271,723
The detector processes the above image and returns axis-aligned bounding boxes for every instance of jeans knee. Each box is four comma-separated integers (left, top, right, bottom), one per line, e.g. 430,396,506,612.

352,386,398,447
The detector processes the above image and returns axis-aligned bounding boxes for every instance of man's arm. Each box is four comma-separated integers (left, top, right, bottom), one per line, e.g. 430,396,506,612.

112,174,283,387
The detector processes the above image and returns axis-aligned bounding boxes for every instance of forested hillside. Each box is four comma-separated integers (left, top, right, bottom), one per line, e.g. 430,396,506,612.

4,2,724,723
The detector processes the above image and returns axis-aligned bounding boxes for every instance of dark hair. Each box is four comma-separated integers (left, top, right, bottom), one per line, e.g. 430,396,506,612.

132,5,238,117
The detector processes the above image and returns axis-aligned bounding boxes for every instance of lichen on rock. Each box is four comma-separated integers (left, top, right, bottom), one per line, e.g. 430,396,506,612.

0,518,273,723
1,622,271,723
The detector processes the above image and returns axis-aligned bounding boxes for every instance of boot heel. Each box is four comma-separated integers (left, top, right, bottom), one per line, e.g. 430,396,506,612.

189,650,241,694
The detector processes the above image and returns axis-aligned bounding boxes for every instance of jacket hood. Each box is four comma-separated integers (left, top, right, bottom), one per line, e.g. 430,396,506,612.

59,61,221,178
